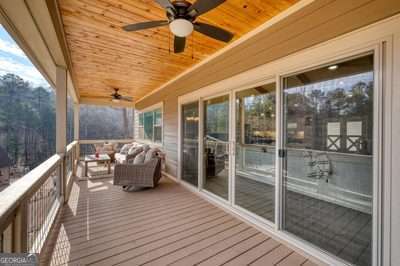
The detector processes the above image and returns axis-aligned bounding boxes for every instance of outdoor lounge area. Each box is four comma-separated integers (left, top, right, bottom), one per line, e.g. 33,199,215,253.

0,0,400,266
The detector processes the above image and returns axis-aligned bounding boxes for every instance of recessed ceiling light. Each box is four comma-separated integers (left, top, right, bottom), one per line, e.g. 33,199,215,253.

328,65,338,70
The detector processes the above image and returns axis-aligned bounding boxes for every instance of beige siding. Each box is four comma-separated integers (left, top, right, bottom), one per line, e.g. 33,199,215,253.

163,96,179,176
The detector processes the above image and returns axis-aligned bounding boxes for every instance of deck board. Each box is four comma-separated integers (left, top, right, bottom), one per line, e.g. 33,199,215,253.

43,174,322,266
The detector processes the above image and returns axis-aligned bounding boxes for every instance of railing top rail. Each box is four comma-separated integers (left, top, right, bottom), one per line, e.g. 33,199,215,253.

66,141,78,153
79,139,133,144
0,154,62,228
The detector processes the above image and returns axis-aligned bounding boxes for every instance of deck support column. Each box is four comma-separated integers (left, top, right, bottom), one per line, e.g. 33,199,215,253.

73,103,80,166
56,66,67,201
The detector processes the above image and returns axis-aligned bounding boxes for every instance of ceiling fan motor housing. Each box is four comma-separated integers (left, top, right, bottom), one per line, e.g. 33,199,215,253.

167,1,195,21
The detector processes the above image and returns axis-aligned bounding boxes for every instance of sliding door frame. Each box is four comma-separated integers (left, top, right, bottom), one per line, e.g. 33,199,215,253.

178,100,201,189
230,78,277,229
276,44,382,266
200,91,232,203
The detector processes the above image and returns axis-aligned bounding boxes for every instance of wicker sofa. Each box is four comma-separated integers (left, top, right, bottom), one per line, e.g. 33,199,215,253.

114,144,163,190
114,157,162,189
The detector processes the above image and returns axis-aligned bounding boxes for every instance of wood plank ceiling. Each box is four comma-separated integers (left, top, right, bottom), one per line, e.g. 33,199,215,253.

58,0,299,104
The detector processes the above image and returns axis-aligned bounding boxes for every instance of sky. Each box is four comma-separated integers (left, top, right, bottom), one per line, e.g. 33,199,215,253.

0,25,49,88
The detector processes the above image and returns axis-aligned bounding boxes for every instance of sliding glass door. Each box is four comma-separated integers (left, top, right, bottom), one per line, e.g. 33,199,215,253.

203,95,230,200
179,51,378,266
234,83,276,222
282,54,374,266
181,102,199,187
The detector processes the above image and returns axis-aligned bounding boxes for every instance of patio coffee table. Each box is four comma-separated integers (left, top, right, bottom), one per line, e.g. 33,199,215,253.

84,154,111,177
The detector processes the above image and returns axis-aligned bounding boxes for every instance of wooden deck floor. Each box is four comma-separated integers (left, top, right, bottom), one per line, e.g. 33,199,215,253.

42,175,321,265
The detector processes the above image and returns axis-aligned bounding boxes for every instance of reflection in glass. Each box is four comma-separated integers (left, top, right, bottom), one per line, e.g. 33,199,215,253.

154,108,162,143
143,111,154,140
235,84,276,222
283,54,374,266
182,102,199,186
203,95,229,199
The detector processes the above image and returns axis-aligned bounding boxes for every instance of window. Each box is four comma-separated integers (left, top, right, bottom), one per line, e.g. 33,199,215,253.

137,107,163,144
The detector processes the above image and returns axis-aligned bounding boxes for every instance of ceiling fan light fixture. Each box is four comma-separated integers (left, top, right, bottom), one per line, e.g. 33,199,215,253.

169,19,193,37
111,98,120,103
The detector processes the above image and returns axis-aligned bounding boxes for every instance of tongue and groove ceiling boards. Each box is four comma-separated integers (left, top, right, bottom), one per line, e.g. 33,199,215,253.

57,0,299,104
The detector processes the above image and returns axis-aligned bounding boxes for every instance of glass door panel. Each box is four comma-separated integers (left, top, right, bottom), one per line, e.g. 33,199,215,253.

282,54,374,266
181,102,199,186
203,95,230,200
234,83,276,222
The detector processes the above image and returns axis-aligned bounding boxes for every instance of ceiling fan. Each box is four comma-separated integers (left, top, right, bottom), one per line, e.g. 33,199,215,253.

101,88,133,103
122,0,234,53
91,88,133,103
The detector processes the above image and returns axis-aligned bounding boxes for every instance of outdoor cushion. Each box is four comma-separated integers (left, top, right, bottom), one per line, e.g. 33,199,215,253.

133,151,146,164
115,153,127,163
144,148,160,163
143,144,150,152
119,144,132,154
128,145,143,155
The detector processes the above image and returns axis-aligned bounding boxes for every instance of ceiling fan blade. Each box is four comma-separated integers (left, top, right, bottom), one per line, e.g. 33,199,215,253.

120,96,133,102
91,96,110,99
187,0,225,16
122,20,169,32
155,0,176,14
194,22,233,42
174,36,186,53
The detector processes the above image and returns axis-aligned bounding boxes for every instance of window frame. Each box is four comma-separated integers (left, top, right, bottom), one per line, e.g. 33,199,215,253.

136,102,163,145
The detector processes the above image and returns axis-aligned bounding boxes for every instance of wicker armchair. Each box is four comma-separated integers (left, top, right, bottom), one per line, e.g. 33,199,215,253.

113,157,162,189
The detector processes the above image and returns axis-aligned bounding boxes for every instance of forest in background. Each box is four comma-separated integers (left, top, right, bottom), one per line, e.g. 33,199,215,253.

0,73,133,172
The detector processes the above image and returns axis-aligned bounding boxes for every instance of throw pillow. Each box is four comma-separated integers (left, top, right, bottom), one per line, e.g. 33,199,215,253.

128,146,143,156
120,144,132,154
133,151,146,164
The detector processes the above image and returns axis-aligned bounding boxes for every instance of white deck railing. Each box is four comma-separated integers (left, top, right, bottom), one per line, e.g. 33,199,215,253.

0,141,78,254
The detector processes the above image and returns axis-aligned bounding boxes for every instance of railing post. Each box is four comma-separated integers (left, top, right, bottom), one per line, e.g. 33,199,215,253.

12,202,27,253
56,66,67,203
